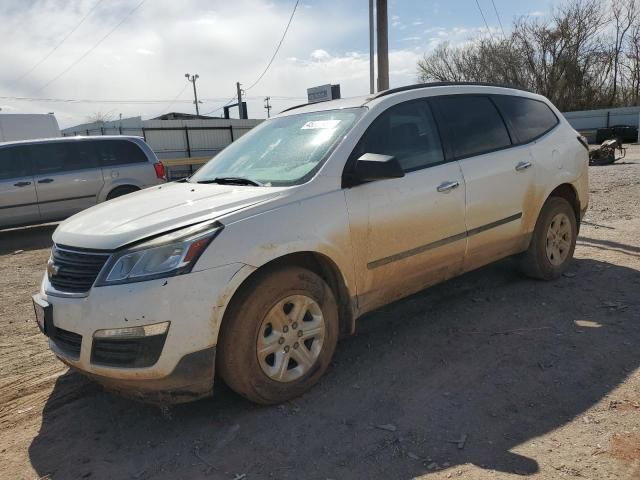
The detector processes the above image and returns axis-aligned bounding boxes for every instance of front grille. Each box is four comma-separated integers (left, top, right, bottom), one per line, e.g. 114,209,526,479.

51,327,82,358
49,244,111,293
91,334,167,368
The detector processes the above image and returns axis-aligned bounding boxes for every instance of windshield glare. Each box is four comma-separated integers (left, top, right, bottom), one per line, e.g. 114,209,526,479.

190,107,364,186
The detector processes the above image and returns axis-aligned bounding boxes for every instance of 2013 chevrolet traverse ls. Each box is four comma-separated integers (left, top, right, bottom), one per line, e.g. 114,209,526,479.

33,83,589,404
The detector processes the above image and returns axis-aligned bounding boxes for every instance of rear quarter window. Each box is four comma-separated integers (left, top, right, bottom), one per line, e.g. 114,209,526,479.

96,140,148,167
493,95,559,144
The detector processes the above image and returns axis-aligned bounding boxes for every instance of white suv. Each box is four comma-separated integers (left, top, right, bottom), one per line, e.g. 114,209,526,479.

33,83,589,404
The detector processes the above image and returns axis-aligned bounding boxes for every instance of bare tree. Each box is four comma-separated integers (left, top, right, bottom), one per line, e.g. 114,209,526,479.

610,0,639,104
415,0,640,112
85,112,114,124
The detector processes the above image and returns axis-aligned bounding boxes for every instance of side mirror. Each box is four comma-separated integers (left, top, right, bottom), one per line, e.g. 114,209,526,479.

349,153,404,185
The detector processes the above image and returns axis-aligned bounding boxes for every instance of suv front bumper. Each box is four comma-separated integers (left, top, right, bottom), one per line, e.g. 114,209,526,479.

35,262,247,403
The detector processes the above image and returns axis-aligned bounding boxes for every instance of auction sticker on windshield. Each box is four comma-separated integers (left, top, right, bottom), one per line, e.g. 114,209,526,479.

301,120,341,129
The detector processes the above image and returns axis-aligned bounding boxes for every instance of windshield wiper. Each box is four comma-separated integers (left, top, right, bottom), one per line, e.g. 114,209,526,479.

196,177,263,187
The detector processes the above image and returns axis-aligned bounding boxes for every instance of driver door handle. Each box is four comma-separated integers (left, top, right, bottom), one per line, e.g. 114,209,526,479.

515,161,532,171
38,178,54,184
14,181,32,187
437,180,460,193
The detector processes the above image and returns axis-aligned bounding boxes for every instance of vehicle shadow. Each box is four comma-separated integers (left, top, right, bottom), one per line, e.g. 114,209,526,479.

0,223,56,255
28,258,640,479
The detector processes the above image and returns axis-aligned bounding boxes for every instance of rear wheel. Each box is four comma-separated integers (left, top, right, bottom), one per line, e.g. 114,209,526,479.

216,266,339,404
520,197,577,280
106,185,139,200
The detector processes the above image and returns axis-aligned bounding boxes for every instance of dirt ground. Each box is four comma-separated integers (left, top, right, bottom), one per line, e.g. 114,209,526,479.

1,147,639,480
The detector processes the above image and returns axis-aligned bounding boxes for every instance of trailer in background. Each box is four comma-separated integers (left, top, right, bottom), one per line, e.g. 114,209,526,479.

0,114,60,142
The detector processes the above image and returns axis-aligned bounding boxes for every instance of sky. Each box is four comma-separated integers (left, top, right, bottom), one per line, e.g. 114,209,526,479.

0,0,563,128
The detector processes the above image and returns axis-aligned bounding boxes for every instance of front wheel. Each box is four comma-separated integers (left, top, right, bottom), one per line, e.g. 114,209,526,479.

216,266,339,405
520,197,577,280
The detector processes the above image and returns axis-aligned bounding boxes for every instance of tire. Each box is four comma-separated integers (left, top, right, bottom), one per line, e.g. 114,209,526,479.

106,186,139,200
520,197,577,280
216,266,339,405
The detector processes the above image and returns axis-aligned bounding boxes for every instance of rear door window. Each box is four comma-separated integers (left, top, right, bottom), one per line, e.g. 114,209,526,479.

493,95,559,143
356,100,444,172
29,142,98,174
96,140,148,167
432,95,511,159
0,146,32,180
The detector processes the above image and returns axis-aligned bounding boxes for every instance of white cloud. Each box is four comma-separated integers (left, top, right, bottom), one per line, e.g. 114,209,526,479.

528,10,545,17
0,0,487,127
310,49,332,62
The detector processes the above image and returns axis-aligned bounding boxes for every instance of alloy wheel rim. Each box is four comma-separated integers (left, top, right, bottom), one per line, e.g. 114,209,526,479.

257,294,325,383
545,212,572,266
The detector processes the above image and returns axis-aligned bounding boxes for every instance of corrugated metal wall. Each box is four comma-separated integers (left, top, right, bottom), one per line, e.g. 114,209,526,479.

563,106,640,130
62,117,262,178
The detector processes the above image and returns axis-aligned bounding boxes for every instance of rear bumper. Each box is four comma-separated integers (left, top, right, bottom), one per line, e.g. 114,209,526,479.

60,346,216,404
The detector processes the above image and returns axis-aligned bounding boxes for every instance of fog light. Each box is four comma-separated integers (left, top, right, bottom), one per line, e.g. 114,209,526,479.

93,321,170,339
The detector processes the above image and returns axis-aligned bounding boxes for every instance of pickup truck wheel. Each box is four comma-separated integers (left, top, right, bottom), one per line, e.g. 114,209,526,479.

216,266,338,405
520,197,577,280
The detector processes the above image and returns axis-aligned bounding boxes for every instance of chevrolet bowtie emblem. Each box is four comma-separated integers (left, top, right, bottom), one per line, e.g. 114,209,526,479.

47,259,60,278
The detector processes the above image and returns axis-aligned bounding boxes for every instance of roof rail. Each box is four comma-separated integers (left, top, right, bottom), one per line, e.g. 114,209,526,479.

370,81,533,100
279,102,311,114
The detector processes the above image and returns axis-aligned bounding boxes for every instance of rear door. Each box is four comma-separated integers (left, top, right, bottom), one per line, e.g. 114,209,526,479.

96,139,153,187
431,95,534,271
29,141,104,221
0,145,40,228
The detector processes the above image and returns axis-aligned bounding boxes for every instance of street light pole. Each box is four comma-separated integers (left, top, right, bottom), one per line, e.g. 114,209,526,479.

185,73,200,116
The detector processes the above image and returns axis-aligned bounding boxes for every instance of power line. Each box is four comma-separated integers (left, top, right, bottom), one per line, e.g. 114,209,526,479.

34,0,147,93
0,94,305,104
152,83,190,117
201,95,237,116
474,0,495,42
13,0,105,85
244,0,300,91
490,0,507,39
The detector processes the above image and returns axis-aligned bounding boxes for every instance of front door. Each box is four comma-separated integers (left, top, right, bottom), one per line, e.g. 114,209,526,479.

29,141,104,221
0,145,39,228
344,99,467,314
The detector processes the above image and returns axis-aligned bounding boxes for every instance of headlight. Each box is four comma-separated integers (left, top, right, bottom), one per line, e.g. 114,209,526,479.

95,221,223,286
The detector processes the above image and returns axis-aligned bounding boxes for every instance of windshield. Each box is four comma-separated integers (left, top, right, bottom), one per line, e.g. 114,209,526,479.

189,107,365,186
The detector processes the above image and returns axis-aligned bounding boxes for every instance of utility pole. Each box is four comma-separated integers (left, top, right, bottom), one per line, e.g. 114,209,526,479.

376,0,389,91
236,82,245,119
264,96,272,118
369,0,375,94
185,73,201,116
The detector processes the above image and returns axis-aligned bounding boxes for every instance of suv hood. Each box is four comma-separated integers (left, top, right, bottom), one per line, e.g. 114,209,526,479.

53,181,284,250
